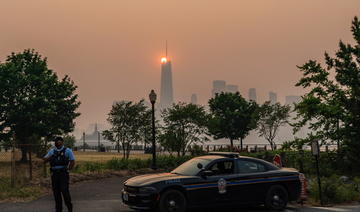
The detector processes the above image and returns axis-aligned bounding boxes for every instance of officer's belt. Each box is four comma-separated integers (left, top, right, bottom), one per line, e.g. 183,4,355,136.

50,167,68,173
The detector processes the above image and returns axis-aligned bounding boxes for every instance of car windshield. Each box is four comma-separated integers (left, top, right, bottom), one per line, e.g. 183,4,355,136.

171,158,212,176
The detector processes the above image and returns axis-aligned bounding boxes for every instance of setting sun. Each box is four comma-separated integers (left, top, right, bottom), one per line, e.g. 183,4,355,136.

161,57,167,63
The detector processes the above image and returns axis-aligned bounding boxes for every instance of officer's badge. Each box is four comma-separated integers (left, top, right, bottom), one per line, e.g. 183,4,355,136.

218,178,227,194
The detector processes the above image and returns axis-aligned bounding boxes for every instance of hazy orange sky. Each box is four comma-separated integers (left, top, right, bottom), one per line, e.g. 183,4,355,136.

1,0,359,132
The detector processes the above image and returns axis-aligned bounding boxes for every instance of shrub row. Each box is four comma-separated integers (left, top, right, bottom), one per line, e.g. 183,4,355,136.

239,150,359,177
72,155,193,173
308,175,360,204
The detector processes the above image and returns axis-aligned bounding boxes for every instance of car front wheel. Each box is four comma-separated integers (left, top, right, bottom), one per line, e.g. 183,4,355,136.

265,185,289,210
159,189,187,212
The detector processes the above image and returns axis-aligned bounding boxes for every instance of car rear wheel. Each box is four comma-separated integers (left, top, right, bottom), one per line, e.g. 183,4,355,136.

159,189,187,212
265,185,288,210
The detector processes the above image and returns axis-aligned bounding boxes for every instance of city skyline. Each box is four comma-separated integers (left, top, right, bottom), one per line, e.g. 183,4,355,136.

1,1,359,131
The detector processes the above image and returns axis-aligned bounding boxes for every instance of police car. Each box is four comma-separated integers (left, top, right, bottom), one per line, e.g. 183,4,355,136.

122,152,302,212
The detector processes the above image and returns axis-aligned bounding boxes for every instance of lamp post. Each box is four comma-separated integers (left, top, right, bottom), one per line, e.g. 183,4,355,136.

149,90,157,170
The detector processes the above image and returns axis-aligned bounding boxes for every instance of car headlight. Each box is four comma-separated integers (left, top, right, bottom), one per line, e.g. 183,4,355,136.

139,187,157,193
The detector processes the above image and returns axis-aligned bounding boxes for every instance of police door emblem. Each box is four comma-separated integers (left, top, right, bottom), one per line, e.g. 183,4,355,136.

218,178,227,194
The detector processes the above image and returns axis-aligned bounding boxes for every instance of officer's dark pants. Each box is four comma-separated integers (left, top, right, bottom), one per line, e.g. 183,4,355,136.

51,170,73,212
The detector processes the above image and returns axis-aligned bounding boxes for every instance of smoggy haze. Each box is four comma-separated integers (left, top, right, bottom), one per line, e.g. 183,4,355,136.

1,0,359,132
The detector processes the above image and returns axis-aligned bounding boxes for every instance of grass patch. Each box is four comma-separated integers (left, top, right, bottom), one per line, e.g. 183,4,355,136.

0,177,44,201
71,155,194,174
73,151,151,162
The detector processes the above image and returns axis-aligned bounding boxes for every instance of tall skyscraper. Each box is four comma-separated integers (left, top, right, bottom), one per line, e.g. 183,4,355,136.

269,91,277,104
212,80,226,97
248,88,257,102
191,94,198,104
160,42,173,109
226,85,239,93
285,95,301,105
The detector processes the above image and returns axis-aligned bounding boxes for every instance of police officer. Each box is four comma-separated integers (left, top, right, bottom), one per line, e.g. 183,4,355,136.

43,137,75,212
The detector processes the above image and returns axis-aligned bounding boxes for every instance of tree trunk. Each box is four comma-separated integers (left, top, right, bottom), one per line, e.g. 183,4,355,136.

240,138,243,151
117,140,120,153
20,146,28,162
270,141,275,151
126,143,131,159
230,138,234,152
122,141,126,159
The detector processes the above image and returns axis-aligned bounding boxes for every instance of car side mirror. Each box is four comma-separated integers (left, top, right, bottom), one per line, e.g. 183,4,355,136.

200,170,214,178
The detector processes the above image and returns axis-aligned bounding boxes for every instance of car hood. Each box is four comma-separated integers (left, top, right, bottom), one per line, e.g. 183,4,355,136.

125,172,193,187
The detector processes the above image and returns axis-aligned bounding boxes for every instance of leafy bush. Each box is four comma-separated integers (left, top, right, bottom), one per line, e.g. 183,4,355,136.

238,150,360,177
309,175,360,204
106,158,130,170
189,145,205,156
72,162,105,173
155,155,192,171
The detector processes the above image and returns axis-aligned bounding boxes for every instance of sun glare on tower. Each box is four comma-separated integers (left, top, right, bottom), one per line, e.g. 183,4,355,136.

161,57,167,63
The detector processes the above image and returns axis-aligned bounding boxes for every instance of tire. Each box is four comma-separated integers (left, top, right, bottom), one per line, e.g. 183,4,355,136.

265,185,289,211
159,189,187,212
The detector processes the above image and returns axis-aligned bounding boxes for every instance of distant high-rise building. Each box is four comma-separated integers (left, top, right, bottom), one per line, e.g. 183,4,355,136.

226,85,239,93
82,123,104,140
212,80,226,97
269,92,277,104
285,95,301,105
191,94,198,104
248,88,257,102
160,42,173,109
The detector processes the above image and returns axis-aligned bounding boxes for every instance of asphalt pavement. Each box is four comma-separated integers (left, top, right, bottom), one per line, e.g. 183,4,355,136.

0,177,358,212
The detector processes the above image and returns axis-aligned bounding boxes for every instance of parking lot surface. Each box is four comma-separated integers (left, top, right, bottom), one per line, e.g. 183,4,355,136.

0,177,358,212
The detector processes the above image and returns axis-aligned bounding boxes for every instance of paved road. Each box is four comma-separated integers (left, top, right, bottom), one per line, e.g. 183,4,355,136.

0,177,358,212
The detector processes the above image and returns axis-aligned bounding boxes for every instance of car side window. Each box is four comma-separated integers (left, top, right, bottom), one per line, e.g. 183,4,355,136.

208,161,234,175
237,160,266,174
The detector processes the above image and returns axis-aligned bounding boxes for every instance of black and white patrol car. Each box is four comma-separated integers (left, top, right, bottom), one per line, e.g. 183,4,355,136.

122,152,303,212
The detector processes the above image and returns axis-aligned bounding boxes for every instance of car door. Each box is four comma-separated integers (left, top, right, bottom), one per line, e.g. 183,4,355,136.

204,159,237,204
186,159,236,206
231,159,269,204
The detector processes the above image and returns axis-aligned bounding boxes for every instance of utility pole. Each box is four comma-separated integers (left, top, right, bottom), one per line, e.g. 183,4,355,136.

83,132,85,152
98,131,101,152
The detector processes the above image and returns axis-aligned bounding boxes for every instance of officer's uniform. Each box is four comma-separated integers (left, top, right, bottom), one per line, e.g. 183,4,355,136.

45,146,75,212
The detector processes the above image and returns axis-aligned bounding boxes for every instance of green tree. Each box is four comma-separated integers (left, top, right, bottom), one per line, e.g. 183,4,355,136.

159,125,182,156
0,49,80,162
103,100,151,159
63,134,76,149
160,103,208,156
294,17,360,168
257,101,291,150
208,92,258,151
